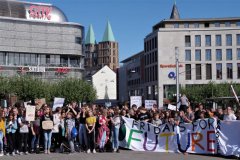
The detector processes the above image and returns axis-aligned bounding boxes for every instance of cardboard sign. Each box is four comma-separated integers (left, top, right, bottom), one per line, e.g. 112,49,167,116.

25,105,36,121
35,98,46,110
130,96,142,108
52,97,65,111
42,121,53,130
168,104,178,111
145,100,157,109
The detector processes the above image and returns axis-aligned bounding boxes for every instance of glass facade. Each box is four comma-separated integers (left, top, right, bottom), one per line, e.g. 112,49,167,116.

205,49,211,61
205,35,211,46
195,35,201,47
216,35,222,46
216,49,222,61
226,49,232,60
226,34,232,46
195,49,201,61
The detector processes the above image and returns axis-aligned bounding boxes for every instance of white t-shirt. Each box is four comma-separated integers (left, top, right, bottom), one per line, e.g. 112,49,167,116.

18,117,29,133
223,114,237,121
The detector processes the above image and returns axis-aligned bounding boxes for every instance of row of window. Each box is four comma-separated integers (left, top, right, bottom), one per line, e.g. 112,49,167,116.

0,52,82,67
185,63,239,80
128,78,141,86
144,65,158,83
144,37,157,52
174,21,240,28
185,34,240,47
144,51,158,66
185,48,240,61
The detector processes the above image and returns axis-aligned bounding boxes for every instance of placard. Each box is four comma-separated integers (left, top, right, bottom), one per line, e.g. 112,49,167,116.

168,104,178,111
130,96,142,108
145,100,157,109
42,121,53,130
52,97,65,111
26,105,36,121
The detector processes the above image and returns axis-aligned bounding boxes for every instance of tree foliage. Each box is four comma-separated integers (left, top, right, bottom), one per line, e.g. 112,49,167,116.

0,76,96,103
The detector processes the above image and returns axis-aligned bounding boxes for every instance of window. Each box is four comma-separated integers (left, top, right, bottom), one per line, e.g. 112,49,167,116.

184,23,189,28
185,35,191,47
60,55,68,67
194,23,199,28
225,22,231,27
227,63,233,79
216,35,222,46
206,64,212,80
75,37,82,44
238,63,240,79
216,63,222,79
226,49,232,60
30,54,37,66
237,34,240,46
196,64,202,80
195,49,201,61
204,23,210,28
237,22,240,26
19,53,25,66
216,49,222,61
237,48,240,60
8,53,14,66
205,49,212,61
185,64,191,80
205,35,211,46
226,34,232,46
195,35,201,47
215,22,220,27
174,23,179,28
14,53,20,65
0,52,5,65
185,50,191,61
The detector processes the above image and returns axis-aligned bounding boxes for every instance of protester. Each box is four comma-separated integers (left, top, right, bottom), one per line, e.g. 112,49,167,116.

41,105,53,154
77,106,88,152
223,106,237,121
85,110,96,153
30,110,41,153
0,109,5,156
6,113,17,156
18,108,29,155
110,108,121,153
65,112,76,154
179,94,189,113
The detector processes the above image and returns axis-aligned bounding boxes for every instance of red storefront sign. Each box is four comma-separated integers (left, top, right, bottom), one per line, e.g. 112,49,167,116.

56,68,70,74
29,5,52,20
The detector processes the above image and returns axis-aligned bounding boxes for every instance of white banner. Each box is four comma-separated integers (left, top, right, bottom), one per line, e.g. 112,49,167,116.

25,105,36,121
130,96,142,108
52,97,65,111
145,100,157,109
119,117,240,157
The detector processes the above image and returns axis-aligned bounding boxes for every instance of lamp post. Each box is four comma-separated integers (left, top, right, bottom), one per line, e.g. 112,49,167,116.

175,47,180,111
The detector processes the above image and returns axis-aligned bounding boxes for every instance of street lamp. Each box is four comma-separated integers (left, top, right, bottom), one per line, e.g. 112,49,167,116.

175,47,180,111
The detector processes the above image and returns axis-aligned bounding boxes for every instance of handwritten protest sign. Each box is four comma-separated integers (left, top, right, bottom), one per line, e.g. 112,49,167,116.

52,97,65,111
145,100,157,109
42,121,53,130
168,104,178,111
25,105,36,121
130,96,142,108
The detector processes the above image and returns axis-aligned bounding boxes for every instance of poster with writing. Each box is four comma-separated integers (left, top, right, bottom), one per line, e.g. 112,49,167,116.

168,104,178,111
26,105,36,121
52,97,65,111
130,96,142,108
145,100,157,109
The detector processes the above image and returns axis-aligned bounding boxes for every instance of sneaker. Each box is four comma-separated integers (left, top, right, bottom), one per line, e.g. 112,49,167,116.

114,148,117,152
92,149,96,154
12,152,16,156
47,150,51,154
0,152,3,156
44,150,48,154
24,152,29,155
15,150,19,155
87,149,90,154
116,149,120,153
5,153,9,156
19,152,24,155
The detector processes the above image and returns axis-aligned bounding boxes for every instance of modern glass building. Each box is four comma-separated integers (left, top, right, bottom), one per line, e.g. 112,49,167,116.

0,0,84,81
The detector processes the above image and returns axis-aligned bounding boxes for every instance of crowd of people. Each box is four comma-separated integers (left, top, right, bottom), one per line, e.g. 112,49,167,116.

0,99,239,157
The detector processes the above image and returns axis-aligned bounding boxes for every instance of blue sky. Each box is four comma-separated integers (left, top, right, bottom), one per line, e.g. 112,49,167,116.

23,0,240,61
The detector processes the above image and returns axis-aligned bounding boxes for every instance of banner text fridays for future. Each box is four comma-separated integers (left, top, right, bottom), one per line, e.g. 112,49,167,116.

119,117,240,157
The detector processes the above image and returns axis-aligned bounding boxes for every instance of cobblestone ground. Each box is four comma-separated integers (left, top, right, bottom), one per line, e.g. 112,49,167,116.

0,150,235,160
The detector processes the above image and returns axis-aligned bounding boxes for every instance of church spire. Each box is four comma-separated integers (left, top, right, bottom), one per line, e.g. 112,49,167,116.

170,1,180,19
102,20,115,42
85,24,96,44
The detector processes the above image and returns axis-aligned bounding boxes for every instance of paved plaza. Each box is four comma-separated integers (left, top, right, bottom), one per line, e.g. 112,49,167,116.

0,150,235,160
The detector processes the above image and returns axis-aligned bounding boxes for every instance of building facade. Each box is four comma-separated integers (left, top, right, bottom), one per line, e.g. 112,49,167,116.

0,0,84,81
120,3,240,107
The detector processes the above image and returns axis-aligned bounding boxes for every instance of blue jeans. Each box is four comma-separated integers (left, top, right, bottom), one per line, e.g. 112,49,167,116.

112,127,119,149
31,135,40,150
0,131,3,151
99,131,106,149
78,124,88,147
44,131,52,150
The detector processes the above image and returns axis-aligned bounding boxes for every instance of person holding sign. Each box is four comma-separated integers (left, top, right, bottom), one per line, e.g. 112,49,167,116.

41,105,53,154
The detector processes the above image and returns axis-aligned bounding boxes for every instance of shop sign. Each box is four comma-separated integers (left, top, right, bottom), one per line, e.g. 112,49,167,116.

29,5,52,20
56,67,70,74
160,64,183,68
28,66,45,72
